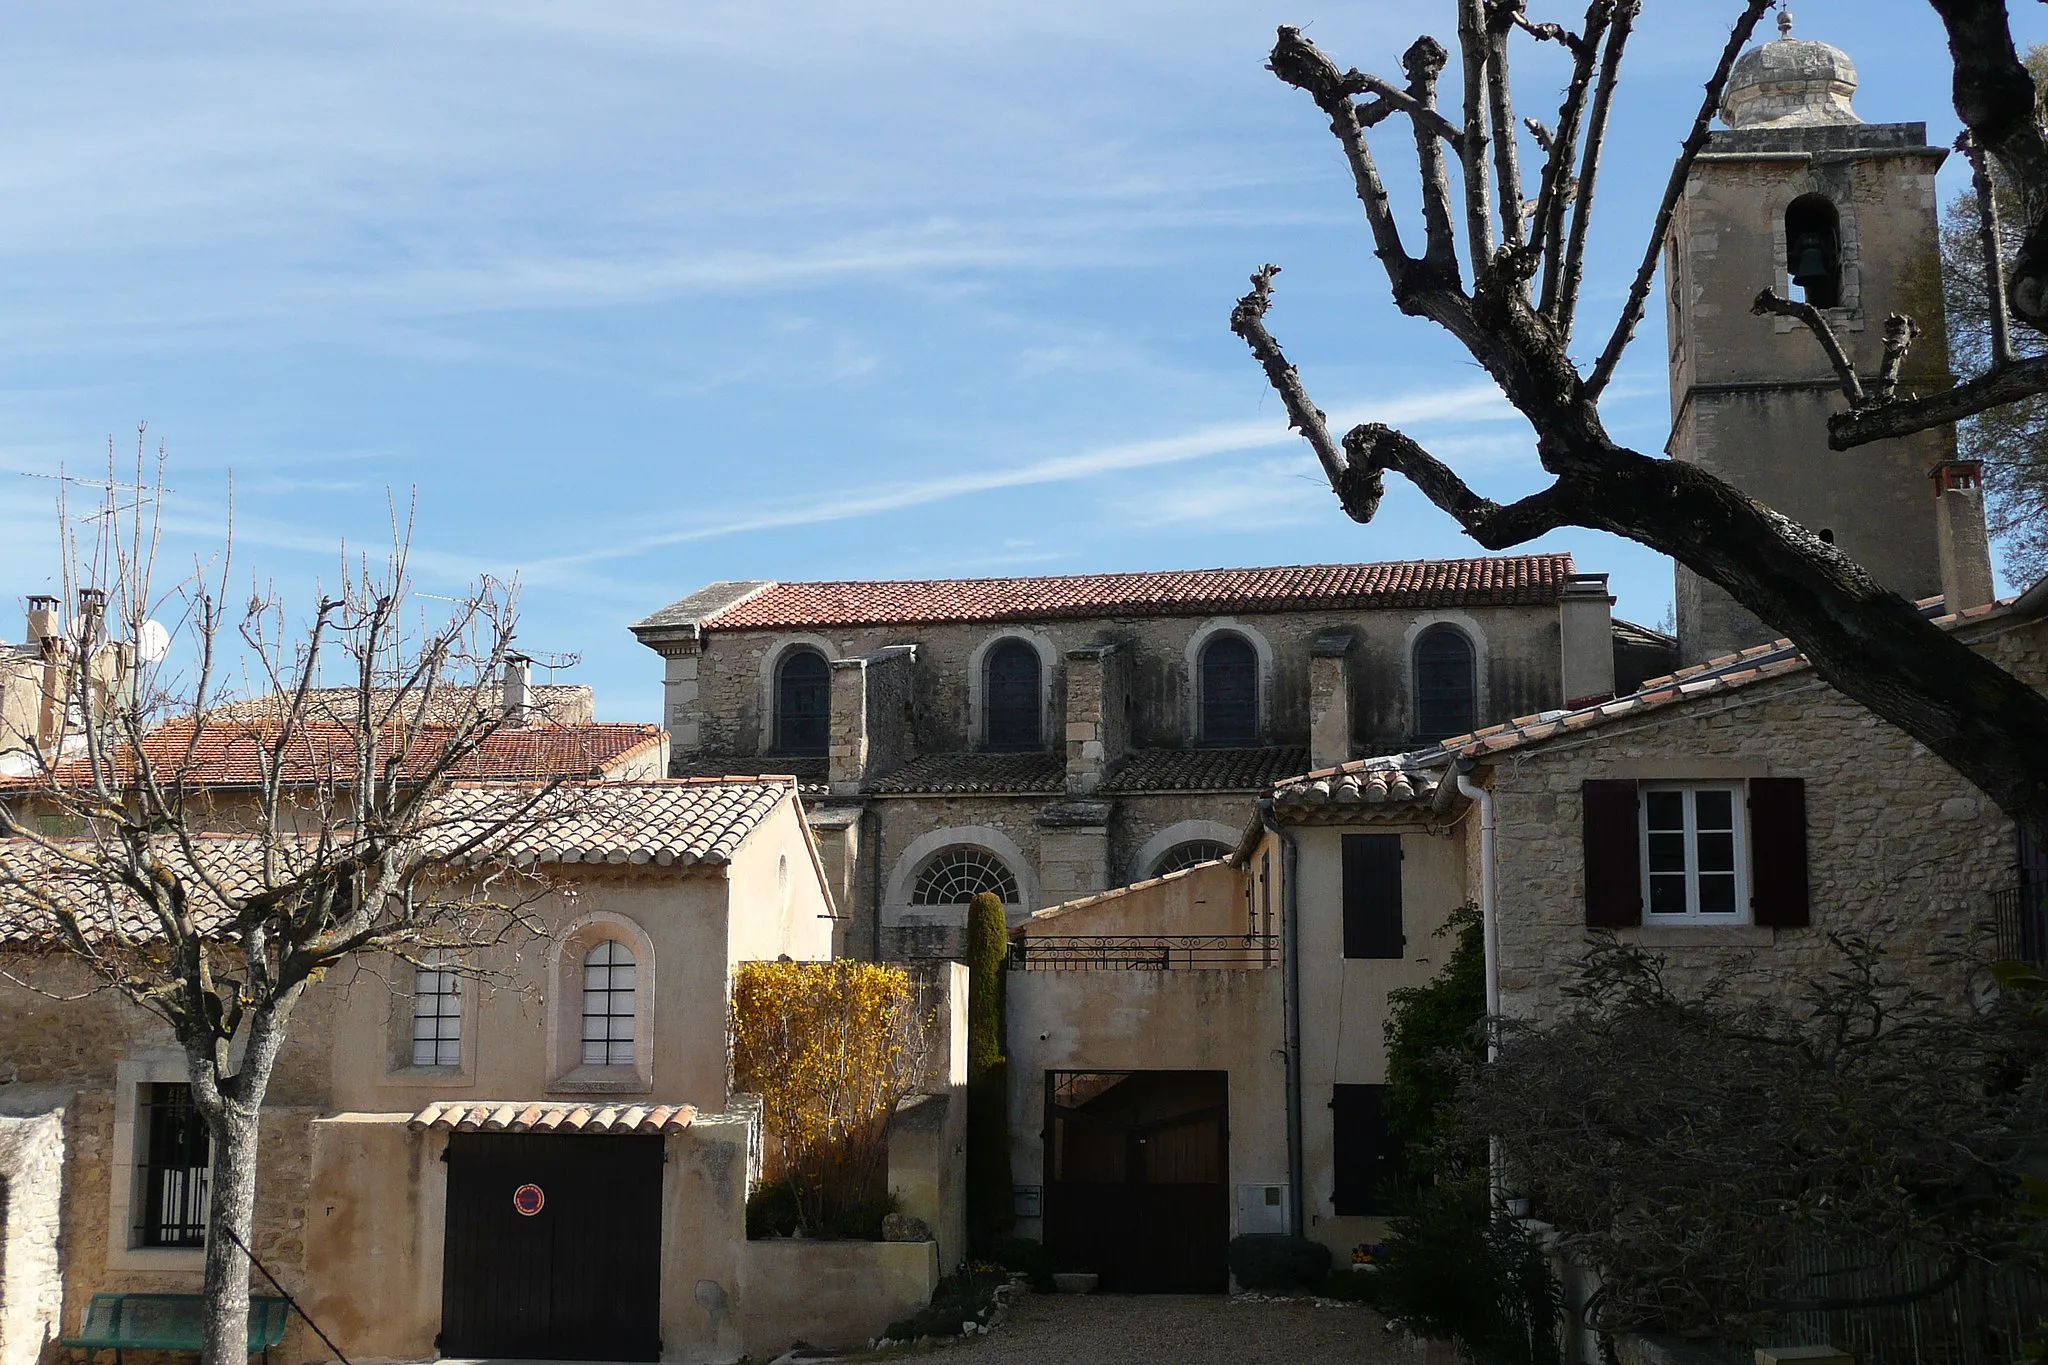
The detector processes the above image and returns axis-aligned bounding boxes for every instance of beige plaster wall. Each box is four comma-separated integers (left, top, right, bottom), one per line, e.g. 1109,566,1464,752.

302,1113,445,1361
324,868,736,1115
1487,616,2046,1021
724,798,838,967
738,1239,940,1356
0,1100,67,1365
1005,967,1287,1245
1020,860,1249,940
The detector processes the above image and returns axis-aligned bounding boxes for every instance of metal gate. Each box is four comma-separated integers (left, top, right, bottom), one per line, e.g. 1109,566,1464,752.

1042,1070,1229,1293
440,1132,663,1360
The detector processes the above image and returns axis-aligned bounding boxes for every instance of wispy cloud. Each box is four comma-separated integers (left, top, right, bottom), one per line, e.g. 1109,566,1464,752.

530,381,1518,569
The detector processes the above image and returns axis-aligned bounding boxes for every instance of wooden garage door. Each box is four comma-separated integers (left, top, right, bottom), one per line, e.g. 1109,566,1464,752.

440,1132,663,1360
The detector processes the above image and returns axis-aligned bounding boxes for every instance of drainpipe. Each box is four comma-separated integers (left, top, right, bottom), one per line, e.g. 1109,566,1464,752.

1455,762,1510,1208
865,803,884,962
1454,764,1499,1057
1257,797,1306,1238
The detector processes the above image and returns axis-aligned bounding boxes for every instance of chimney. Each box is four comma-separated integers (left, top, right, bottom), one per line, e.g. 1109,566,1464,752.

1560,573,1616,708
25,596,59,645
502,653,532,726
1307,630,1354,771
1933,461,1996,615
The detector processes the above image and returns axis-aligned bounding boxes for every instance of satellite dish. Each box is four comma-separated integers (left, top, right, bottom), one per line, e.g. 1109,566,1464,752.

134,619,171,664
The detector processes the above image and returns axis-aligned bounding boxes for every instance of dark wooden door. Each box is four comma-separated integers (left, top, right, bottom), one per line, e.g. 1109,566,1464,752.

1043,1071,1229,1293
440,1132,664,1360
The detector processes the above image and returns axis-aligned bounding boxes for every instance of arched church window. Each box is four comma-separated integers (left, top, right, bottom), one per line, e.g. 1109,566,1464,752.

1786,194,1842,309
910,847,1020,905
1152,840,1233,877
984,639,1042,750
774,648,830,755
1414,626,1477,742
1199,633,1259,745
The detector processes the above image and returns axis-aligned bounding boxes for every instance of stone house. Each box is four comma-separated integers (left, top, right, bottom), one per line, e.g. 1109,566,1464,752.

0,774,969,1365
632,556,1658,961
999,590,2047,1289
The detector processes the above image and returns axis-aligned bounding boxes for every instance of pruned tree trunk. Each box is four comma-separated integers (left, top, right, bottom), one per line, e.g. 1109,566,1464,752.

198,1101,262,1365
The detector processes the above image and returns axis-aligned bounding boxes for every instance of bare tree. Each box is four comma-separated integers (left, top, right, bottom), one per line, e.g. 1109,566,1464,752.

1233,2,2048,838
0,442,577,1365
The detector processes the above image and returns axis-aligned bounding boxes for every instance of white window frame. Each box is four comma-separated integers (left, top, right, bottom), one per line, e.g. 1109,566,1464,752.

547,913,656,1094
1639,782,1750,922
579,939,639,1067
108,1051,207,1272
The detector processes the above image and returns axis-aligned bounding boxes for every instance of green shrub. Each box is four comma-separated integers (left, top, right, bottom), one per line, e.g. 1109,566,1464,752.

746,1179,800,1239
1227,1234,1332,1291
884,1266,1009,1340
1307,1268,1378,1302
1383,903,1487,1183
965,891,1014,1254
1361,1183,1563,1365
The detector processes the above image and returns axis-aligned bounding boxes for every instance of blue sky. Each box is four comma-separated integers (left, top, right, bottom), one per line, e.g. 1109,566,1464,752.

0,0,2038,722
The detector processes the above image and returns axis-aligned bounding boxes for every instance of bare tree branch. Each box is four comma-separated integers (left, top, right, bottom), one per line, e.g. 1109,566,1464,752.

1874,313,1921,406
1752,287,1868,406
1556,0,1635,343
1961,129,2015,366
1341,422,1581,546
1533,0,1614,321
1456,0,1495,269
1483,1,1528,258
1229,265,1353,496
1585,0,1775,397
1829,353,2048,448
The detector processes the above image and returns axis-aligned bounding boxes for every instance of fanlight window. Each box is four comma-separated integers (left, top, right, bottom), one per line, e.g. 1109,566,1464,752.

984,639,1042,750
1199,633,1259,744
1153,840,1232,877
775,648,831,755
580,939,637,1066
1414,626,1477,742
911,847,1020,905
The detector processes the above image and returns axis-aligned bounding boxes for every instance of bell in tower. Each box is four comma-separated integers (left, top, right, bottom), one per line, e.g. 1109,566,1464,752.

1663,12,1992,663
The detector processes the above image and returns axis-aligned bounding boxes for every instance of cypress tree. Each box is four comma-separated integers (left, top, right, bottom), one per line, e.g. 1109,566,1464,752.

965,890,1014,1253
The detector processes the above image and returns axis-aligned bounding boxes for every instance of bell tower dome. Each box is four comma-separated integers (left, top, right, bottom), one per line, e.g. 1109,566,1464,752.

1664,15,1985,663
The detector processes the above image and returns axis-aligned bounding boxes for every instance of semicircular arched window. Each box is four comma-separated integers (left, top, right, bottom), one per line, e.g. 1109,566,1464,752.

1151,840,1233,877
1199,633,1259,745
774,648,831,755
1413,626,1477,743
910,847,1020,905
984,639,1042,751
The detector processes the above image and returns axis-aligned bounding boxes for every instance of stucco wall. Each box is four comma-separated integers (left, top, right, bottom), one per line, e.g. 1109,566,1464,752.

1289,820,1472,1254
1020,861,1247,940
1006,967,1287,1245
739,1239,940,1356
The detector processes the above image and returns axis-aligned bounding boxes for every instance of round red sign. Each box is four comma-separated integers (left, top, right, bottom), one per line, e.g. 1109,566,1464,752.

512,1183,545,1217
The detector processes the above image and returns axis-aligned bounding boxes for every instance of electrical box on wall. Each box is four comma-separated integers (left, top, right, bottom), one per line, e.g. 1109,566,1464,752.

1236,1182,1288,1236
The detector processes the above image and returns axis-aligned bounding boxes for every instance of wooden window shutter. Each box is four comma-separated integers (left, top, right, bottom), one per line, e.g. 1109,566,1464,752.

1330,1084,1403,1215
1749,777,1810,927
1342,833,1403,959
1582,779,1642,927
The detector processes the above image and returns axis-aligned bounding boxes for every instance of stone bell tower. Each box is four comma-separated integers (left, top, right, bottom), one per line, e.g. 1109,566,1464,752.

1664,12,1991,665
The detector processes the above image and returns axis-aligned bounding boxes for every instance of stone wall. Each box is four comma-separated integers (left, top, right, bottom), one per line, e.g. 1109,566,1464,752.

676,602,1570,764
1487,616,2047,1019
738,1239,940,1357
0,1100,66,1365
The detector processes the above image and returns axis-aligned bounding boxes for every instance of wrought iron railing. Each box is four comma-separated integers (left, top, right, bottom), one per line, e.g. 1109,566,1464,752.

1991,882,2048,966
1007,934,1276,971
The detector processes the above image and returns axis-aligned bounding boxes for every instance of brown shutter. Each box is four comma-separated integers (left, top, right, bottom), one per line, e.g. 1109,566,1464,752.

1582,779,1642,927
1749,777,1809,927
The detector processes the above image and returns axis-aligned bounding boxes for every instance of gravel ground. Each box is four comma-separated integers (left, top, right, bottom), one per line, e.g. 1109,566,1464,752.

931,1291,1417,1365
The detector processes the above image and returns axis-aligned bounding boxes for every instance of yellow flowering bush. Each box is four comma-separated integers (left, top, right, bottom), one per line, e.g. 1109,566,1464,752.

730,959,932,1236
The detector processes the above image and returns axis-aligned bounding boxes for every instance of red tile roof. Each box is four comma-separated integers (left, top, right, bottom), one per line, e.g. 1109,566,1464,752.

660,556,1576,632
0,716,663,791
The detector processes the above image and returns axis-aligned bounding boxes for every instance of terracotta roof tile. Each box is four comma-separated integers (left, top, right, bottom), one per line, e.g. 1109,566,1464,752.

408,1101,696,1134
0,777,796,942
867,752,1066,795
0,716,662,791
669,754,830,796
1102,747,1311,793
644,555,1576,633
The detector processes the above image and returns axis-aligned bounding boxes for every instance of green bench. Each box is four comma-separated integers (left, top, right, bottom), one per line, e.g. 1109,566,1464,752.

62,1293,290,1364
